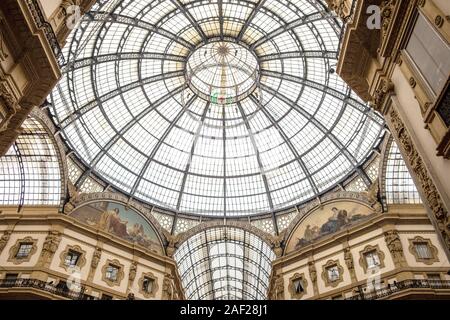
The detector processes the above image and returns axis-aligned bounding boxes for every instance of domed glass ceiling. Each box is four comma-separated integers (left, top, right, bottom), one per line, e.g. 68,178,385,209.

49,0,384,217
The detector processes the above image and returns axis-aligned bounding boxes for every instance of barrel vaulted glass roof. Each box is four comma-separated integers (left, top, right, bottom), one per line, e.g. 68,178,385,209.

49,0,384,217
173,227,276,300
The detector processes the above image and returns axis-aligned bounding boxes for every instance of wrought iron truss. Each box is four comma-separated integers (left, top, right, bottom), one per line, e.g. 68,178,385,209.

49,0,385,220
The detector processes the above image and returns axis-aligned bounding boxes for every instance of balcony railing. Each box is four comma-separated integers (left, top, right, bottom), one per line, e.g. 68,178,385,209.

347,279,450,300
25,0,65,67
0,278,98,300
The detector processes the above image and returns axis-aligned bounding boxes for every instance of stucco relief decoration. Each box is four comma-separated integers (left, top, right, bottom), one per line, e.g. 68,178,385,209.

370,79,394,112
364,180,383,213
162,273,178,300
344,247,357,281
69,201,163,254
384,230,405,266
129,261,137,282
38,231,62,267
380,0,395,45
389,108,449,248
272,275,285,300
325,0,350,20
91,247,101,269
289,202,375,252
0,230,12,253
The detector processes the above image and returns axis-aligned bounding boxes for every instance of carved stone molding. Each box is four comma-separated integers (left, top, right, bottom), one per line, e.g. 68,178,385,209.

344,247,357,282
363,180,383,214
162,273,179,300
37,231,61,267
90,247,102,270
378,0,411,58
384,229,406,267
388,107,449,249
271,274,285,300
325,0,352,20
370,78,395,113
128,261,137,282
308,261,318,295
0,81,18,115
0,230,12,254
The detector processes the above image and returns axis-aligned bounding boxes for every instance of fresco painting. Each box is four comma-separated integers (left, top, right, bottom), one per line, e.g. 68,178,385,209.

70,201,162,253
287,202,375,252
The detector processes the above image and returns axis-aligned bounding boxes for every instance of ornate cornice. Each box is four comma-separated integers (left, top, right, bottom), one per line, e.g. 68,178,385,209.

370,78,395,113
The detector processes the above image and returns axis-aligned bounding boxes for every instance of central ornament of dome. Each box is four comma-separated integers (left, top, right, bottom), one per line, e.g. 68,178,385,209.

186,41,259,104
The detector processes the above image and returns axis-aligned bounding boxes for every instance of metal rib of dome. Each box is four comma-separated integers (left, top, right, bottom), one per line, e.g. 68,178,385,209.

49,0,384,217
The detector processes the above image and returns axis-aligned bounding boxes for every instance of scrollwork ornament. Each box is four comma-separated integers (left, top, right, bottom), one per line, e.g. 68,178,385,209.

370,79,395,112
389,108,449,248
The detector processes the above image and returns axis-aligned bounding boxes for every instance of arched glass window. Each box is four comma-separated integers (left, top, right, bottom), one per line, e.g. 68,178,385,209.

0,118,62,206
173,227,276,300
384,139,421,204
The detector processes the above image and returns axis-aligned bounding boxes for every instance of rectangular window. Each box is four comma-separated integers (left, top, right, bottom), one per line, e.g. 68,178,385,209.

364,251,381,269
15,243,33,259
405,12,450,96
143,277,154,293
415,243,432,259
293,278,304,294
327,266,340,282
101,294,113,300
64,250,80,267
105,265,119,282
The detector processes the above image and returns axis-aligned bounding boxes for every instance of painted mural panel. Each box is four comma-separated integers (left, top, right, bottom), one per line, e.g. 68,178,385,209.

69,201,162,254
286,202,375,253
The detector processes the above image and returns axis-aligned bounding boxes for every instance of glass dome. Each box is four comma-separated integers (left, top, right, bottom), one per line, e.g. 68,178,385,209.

49,0,384,217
